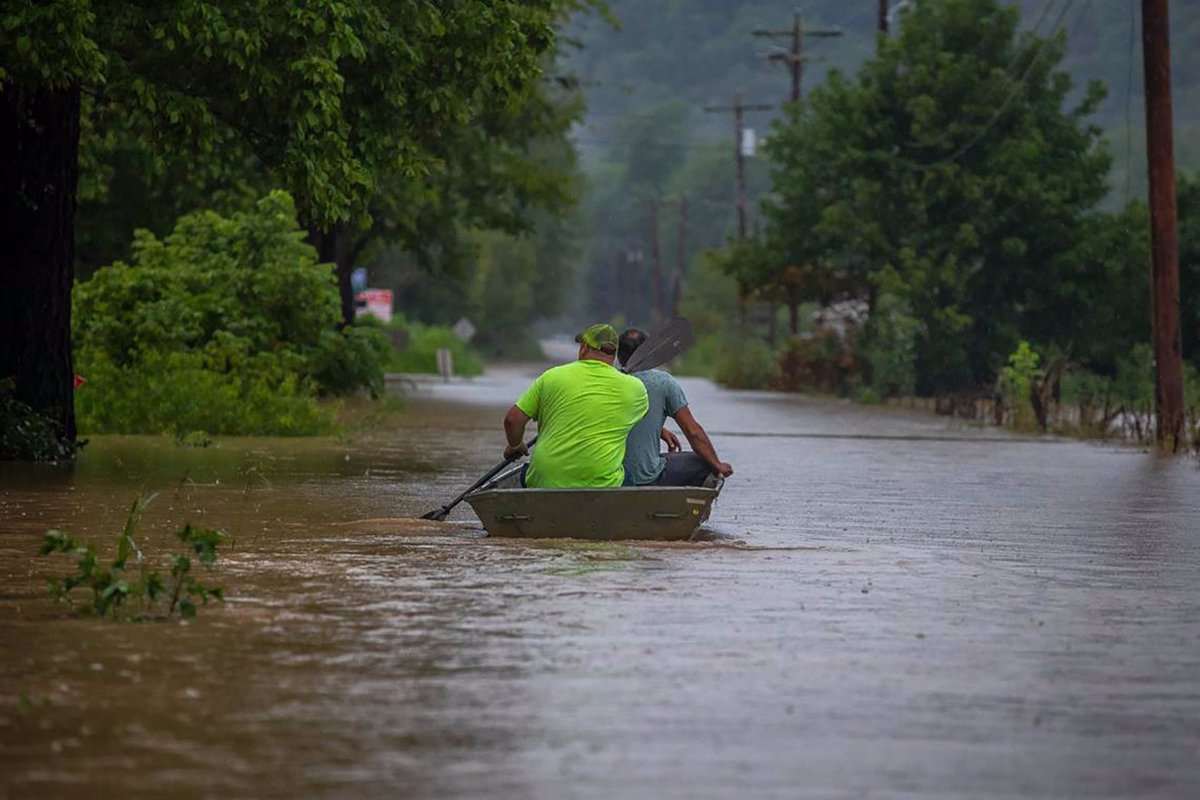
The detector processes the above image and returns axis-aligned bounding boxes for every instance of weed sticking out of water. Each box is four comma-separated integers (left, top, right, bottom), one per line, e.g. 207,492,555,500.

38,493,227,620
173,430,214,448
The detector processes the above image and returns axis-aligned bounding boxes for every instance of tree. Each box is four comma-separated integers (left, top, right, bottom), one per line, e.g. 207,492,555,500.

763,0,1111,394
1,0,580,457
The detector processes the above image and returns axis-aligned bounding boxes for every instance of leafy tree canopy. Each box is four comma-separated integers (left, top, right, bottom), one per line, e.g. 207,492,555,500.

763,0,1111,392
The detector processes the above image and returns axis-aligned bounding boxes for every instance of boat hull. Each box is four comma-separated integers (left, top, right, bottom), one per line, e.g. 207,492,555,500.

465,470,722,541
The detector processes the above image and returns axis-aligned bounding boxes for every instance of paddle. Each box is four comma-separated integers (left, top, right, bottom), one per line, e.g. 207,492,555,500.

622,316,694,374
419,317,694,521
420,435,538,520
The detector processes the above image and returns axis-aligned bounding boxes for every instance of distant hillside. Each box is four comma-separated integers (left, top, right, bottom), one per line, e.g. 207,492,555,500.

567,0,1200,200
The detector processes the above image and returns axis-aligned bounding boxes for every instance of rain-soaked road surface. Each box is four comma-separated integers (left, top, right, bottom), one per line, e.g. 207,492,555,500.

1,360,1198,799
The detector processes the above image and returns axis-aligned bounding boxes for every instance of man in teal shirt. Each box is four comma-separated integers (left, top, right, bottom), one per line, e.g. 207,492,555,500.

618,327,732,486
503,324,648,488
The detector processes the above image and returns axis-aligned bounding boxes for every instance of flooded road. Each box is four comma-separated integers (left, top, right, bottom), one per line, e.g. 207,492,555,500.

2,362,1199,799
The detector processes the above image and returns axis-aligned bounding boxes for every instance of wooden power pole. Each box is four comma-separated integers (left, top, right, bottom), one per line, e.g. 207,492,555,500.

1141,0,1185,449
673,195,688,317
879,0,889,35
753,12,842,103
704,93,773,238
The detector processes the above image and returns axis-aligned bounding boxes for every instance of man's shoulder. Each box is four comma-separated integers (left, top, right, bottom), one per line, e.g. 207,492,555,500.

635,368,682,390
537,361,581,382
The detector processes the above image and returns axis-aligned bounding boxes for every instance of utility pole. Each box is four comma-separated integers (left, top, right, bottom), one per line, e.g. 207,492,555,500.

704,93,773,238
753,12,842,103
1141,0,1185,450
648,196,662,326
672,195,688,317
879,1,889,35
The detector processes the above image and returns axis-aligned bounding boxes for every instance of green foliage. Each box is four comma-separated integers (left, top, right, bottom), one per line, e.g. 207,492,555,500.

38,494,226,620
1178,173,1200,371
763,0,1111,394
73,192,381,435
776,333,848,394
3,0,574,229
74,351,335,436
858,275,919,398
714,336,778,390
311,325,391,398
999,341,1043,431
388,317,483,376
0,379,78,461
1111,343,1157,414
673,333,721,379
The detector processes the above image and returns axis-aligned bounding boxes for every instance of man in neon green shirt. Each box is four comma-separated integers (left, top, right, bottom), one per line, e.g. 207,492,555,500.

503,323,649,488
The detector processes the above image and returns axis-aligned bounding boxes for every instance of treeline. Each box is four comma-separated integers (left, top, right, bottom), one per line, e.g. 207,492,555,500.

715,0,1198,431
2,1,595,456
571,0,1197,438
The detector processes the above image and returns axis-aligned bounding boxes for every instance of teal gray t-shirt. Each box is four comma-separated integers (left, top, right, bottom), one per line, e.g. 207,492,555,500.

622,369,688,485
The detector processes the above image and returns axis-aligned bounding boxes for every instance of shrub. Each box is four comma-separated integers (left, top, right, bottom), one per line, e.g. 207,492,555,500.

73,192,379,436
776,332,848,393
0,379,79,461
39,494,226,620
311,325,392,397
75,351,334,436
999,341,1042,431
673,333,721,378
859,289,919,398
388,317,483,376
714,336,778,389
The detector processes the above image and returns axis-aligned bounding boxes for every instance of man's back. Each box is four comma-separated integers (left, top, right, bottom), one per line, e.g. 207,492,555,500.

516,360,648,488
623,369,688,485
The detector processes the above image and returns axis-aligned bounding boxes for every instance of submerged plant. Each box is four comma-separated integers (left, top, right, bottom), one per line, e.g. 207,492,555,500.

39,494,226,620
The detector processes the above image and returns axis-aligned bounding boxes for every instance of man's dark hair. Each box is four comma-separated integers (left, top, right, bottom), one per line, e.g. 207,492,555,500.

618,328,647,367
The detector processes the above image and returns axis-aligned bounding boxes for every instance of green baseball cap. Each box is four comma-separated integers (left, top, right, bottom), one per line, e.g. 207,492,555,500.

574,323,619,354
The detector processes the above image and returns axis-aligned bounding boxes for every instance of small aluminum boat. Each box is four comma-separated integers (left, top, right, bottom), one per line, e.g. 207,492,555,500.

465,467,723,541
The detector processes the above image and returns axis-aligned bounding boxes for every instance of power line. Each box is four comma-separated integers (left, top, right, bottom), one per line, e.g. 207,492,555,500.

907,0,1084,171
571,134,730,151
1124,0,1137,201
753,12,843,103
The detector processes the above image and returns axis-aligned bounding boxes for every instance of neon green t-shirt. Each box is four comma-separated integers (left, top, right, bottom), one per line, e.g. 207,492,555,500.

515,359,649,488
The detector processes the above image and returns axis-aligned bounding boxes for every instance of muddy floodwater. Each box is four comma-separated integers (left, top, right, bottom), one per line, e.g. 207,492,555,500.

2,362,1199,799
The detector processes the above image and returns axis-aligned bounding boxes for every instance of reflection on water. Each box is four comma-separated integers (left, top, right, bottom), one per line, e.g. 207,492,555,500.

1,366,1199,799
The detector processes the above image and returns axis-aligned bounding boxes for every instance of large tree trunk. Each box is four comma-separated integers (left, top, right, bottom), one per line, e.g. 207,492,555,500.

0,83,81,454
309,223,356,327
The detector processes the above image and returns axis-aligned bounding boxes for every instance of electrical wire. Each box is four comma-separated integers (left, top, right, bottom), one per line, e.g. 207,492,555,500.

907,0,1086,171
1124,0,1137,202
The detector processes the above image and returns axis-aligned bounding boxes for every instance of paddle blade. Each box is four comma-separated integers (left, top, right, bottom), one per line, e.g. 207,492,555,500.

420,507,450,521
622,317,695,373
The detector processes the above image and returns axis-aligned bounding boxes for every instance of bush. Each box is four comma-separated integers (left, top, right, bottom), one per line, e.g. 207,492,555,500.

75,351,334,436
0,379,79,461
999,341,1042,431
776,332,848,393
859,288,919,398
311,325,392,397
673,333,721,378
714,336,778,389
39,494,226,620
73,192,378,436
388,317,483,376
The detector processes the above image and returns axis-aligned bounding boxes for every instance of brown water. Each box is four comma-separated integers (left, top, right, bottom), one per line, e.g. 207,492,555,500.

2,364,1199,799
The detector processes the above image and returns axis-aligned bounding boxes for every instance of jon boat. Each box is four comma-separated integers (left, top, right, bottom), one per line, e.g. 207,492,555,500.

465,467,724,541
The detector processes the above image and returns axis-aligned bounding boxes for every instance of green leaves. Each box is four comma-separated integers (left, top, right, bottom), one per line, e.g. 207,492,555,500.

73,191,379,436
764,0,1111,394
38,495,227,621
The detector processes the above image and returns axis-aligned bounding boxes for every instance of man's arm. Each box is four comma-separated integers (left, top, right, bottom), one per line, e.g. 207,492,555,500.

503,405,531,460
673,407,733,477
